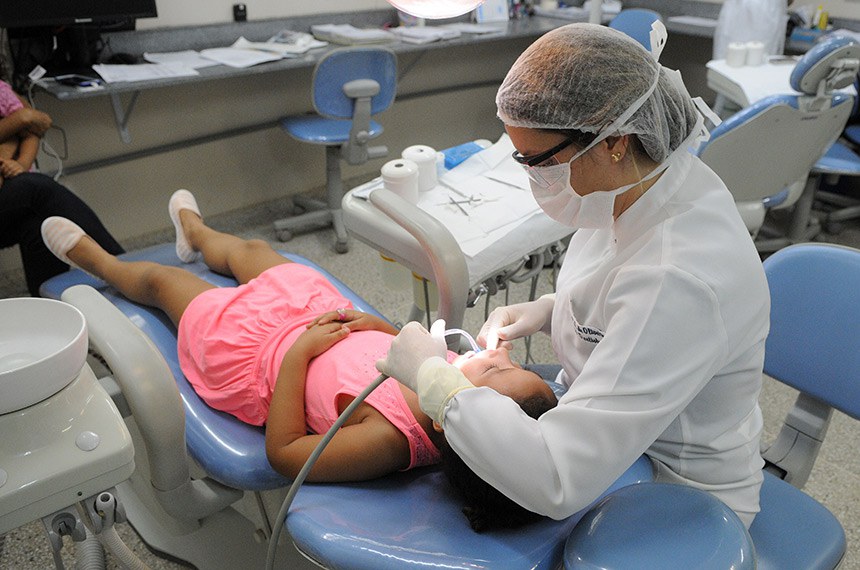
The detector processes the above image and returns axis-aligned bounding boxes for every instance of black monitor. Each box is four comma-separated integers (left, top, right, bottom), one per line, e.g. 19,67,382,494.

0,0,158,29
1,0,158,84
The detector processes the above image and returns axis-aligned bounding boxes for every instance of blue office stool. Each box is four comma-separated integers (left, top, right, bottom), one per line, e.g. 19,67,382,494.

278,47,397,253
608,9,662,50
564,482,755,570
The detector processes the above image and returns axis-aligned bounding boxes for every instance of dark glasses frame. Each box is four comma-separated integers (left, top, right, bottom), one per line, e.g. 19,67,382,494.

511,136,578,167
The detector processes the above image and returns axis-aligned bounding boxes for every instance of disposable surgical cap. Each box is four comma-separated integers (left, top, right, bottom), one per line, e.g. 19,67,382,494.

496,23,699,163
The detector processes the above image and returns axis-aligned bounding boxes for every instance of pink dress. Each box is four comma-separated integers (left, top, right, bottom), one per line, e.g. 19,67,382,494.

177,263,443,469
0,81,23,118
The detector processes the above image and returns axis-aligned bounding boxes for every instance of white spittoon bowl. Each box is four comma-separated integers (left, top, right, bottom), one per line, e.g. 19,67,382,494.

0,298,88,415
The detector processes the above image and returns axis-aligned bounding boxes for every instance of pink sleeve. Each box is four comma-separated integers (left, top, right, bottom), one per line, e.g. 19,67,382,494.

0,81,24,118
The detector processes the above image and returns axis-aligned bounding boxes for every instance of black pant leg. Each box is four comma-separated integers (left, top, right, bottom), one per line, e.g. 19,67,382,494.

0,173,124,295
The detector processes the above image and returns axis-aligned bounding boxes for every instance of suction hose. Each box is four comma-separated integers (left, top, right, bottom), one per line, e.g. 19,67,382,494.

265,373,390,570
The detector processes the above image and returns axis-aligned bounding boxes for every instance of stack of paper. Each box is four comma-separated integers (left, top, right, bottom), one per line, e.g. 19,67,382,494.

92,62,199,83
390,26,461,44
311,24,395,45
231,35,327,56
143,50,220,69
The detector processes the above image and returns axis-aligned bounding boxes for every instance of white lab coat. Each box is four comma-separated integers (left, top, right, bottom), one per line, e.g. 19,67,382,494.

443,149,770,527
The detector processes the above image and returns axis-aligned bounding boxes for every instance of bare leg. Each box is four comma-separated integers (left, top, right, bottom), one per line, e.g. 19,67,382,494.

179,210,291,284
66,235,215,327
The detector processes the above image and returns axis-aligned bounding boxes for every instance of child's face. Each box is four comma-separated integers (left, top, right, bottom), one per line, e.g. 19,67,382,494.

454,348,556,403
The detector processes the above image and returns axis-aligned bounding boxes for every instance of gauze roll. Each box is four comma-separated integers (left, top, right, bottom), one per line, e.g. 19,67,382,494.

402,145,438,192
725,42,747,67
745,41,765,66
382,158,420,204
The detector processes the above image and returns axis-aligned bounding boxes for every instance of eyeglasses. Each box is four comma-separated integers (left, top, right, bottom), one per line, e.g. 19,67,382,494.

511,136,578,167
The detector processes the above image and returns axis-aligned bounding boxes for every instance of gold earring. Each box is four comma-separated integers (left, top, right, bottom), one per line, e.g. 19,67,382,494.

611,152,622,163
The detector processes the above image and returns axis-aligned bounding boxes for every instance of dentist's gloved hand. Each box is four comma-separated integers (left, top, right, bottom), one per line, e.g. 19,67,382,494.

414,357,474,426
376,320,448,392
477,294,556,350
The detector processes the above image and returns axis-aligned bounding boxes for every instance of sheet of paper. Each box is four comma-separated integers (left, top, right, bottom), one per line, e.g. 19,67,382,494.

310,24,395,45
199,46,283,68
230,36,325,57
92,62,199,83
440,23,507,34
143,50,220,69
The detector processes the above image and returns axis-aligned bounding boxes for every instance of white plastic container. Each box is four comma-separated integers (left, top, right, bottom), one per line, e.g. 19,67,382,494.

0,298,87,414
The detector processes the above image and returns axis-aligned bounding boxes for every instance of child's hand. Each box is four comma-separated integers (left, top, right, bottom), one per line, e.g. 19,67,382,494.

0,159,24,178
295,321,350,360
308,308,396,334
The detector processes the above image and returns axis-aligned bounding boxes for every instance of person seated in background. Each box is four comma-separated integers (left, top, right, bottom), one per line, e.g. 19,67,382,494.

0,77,124,296
40,189,558,531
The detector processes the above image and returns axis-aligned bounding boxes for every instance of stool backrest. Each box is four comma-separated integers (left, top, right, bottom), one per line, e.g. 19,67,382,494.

312,47,397,119
608,8,661,50
763,243,860,420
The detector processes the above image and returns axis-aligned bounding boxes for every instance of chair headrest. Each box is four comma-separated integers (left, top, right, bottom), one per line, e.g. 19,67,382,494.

790,35,860,95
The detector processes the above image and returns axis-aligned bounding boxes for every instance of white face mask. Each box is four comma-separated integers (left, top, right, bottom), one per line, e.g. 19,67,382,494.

528,157,669,229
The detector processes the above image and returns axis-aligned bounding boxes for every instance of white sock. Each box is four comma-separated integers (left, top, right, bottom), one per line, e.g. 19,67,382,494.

40,216,87,272
169,189,202,263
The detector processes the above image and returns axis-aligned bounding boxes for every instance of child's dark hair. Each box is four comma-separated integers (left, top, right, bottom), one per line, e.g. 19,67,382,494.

441,387,559,532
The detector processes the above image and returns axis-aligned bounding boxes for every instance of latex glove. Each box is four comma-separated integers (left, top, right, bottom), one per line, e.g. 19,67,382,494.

376,319,447,392
415,357,474,426
477,294,556,350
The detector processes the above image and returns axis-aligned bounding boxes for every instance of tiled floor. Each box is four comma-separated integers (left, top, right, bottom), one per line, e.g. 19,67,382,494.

1,198,858,569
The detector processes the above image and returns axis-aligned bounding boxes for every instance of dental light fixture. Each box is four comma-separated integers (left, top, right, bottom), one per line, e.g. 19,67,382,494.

387,0,485,19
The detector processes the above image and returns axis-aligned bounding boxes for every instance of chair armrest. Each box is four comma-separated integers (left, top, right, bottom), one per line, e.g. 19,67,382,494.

60,285,242,520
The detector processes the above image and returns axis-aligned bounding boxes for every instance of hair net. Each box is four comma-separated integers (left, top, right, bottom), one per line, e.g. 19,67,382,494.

496,23,700,163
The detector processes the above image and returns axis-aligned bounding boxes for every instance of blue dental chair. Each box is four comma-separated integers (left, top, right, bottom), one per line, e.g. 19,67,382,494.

696,35,860,247
276,47,397,253
40,242,654,569
813,72,860,234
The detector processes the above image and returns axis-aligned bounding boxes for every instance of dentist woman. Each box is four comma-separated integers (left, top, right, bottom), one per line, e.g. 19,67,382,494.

377,22,770,527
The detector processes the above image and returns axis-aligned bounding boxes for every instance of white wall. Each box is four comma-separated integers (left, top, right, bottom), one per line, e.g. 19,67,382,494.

138,0,393,29
137,0,860,29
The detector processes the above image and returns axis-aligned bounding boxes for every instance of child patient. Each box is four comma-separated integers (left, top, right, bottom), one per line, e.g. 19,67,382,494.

41,190,558,530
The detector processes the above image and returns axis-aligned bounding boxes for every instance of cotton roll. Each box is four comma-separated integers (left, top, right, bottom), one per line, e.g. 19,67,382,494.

746,41,765,66
382,158,420,204
401,145,438,192
726,42,747,67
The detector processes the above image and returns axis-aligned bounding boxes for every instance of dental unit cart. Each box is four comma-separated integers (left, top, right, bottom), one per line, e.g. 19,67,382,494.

0,298,135,557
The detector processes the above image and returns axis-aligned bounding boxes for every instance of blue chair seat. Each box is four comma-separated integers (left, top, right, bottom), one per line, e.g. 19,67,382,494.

281,115,384,145
845,124,860,146
814,140,860,175
749,472,846,570
564,483,755,570
290,455,654,570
